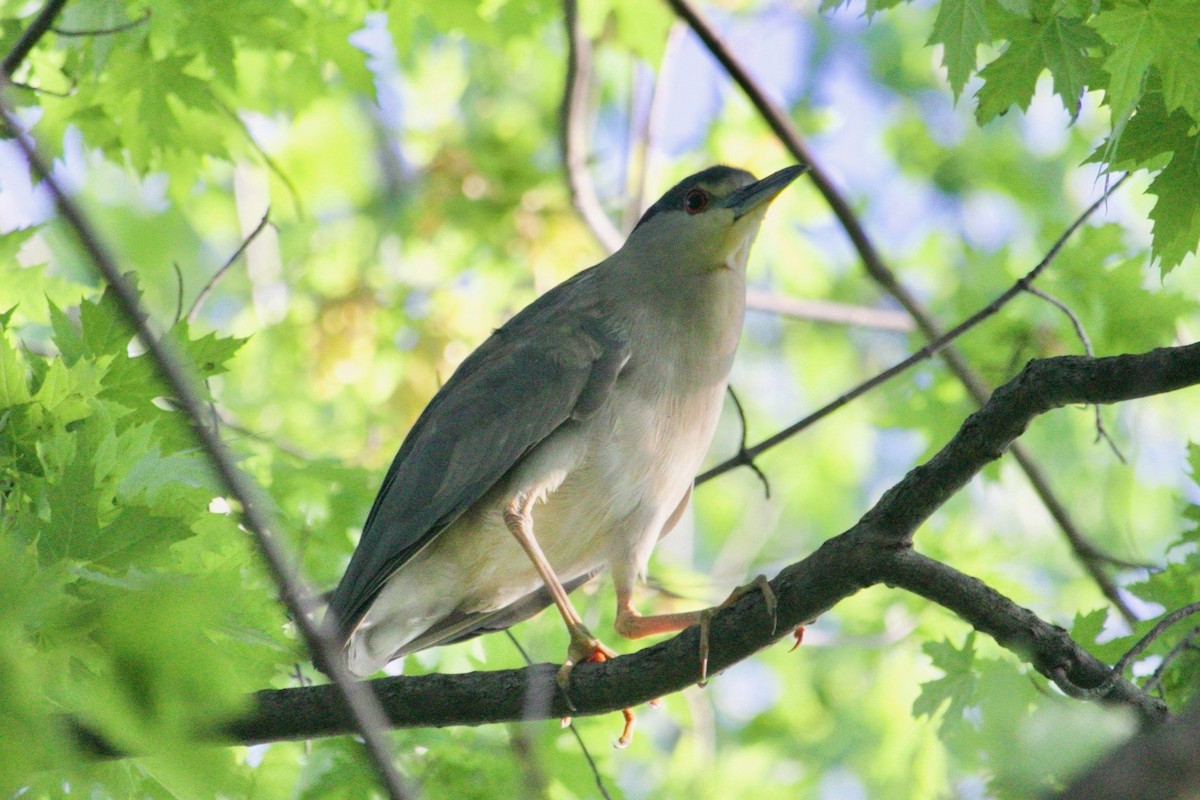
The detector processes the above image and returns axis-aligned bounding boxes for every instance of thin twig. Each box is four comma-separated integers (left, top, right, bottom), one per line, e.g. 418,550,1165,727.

725,385,770,498
1025,284,1126,463
0,90,417,800
2,0,69,77
664,0,1137,622
206,89,305,215
561,0,623,254
506,631,613,800
7,79,72,97
1113,602,1200,679
1068,601,1200,700
745,289,915,331
622,55,662,233
52,9,151,37
638,24,684,222
172,263,185,325
1144,625,1200,694
187,208,271,323
697,174,1130,485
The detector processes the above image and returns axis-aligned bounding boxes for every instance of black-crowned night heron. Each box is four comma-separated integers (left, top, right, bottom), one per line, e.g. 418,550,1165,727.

326,164,806,739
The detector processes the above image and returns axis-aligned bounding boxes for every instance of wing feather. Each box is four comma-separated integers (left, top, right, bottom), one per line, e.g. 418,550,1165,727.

326,268,627,638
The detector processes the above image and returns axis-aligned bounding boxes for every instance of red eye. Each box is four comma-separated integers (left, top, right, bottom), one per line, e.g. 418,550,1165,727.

683,189,709,214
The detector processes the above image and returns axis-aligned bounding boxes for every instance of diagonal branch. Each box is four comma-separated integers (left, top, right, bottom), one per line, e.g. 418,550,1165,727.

665,0,1136,620
560,0,623,253
187,207,271,323
73,341,1197,754
698,174,1128,485
52,9,150,37
1,0,69,78
0,91,417,800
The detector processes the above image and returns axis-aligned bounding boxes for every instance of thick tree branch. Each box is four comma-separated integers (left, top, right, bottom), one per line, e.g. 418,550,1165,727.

195,343,1197,747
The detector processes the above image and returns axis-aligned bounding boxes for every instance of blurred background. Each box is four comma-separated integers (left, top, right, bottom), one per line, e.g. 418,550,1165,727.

3,0,1199,797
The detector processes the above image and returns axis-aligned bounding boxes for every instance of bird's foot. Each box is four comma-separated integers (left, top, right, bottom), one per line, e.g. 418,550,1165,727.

556,626,636,747
556,625,618,695
698,575,777,686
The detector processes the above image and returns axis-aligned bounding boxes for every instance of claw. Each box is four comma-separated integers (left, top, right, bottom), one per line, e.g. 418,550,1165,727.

615,708,635,749
698,608,714,686
724,574,777,635
557,625,638,745
557,625,617,703
789,625,805,652
698,575,778,687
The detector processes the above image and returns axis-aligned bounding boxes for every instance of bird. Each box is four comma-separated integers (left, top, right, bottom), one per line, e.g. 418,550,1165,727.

325,164,806,738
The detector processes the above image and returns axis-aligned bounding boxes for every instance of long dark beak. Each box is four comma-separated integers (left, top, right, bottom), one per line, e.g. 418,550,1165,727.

723,164,809,219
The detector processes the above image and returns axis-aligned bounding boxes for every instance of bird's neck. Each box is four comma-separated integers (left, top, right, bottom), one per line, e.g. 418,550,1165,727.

601,250,748,387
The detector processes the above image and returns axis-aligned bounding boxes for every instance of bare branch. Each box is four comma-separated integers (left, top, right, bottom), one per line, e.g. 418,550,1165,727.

187,208,271,323
1144,625,1200,694
52,9,150,37
698,175,1129,486
726,385,770,498
0,90,417,800
560,0,623,254
1114,602,1200,679
206,90,306,216
664,0,1136,623
1025,284,1127,463
2,0,69,78
745,290,915,331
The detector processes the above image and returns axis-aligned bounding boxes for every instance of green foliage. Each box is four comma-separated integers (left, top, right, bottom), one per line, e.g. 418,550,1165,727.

0,282,294,796
925,0,1200,271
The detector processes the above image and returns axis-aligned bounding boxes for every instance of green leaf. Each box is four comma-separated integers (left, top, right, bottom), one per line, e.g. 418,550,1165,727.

928,0,992,97
1090,91,1189,171
0,331,31,408
38,427,101,563
1093,0,1200,120
168,321,248,377
33,358,102,429
1092,1,1158,119
80,284,137,359
48,300,87,364
1039,18,1104,114
977,15,1101,123
1145,0,1200,117
1146,134,1200,272
976,35,1042,122
1071,608,1109,648
914,633,978,729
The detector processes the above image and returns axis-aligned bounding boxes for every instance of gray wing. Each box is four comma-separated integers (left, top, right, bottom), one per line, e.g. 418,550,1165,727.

326,268,629,640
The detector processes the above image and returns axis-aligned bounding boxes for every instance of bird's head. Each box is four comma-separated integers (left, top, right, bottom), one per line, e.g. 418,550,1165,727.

624,164,807,275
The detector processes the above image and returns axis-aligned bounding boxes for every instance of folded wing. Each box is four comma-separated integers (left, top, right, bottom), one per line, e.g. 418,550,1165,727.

326,269,628,641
